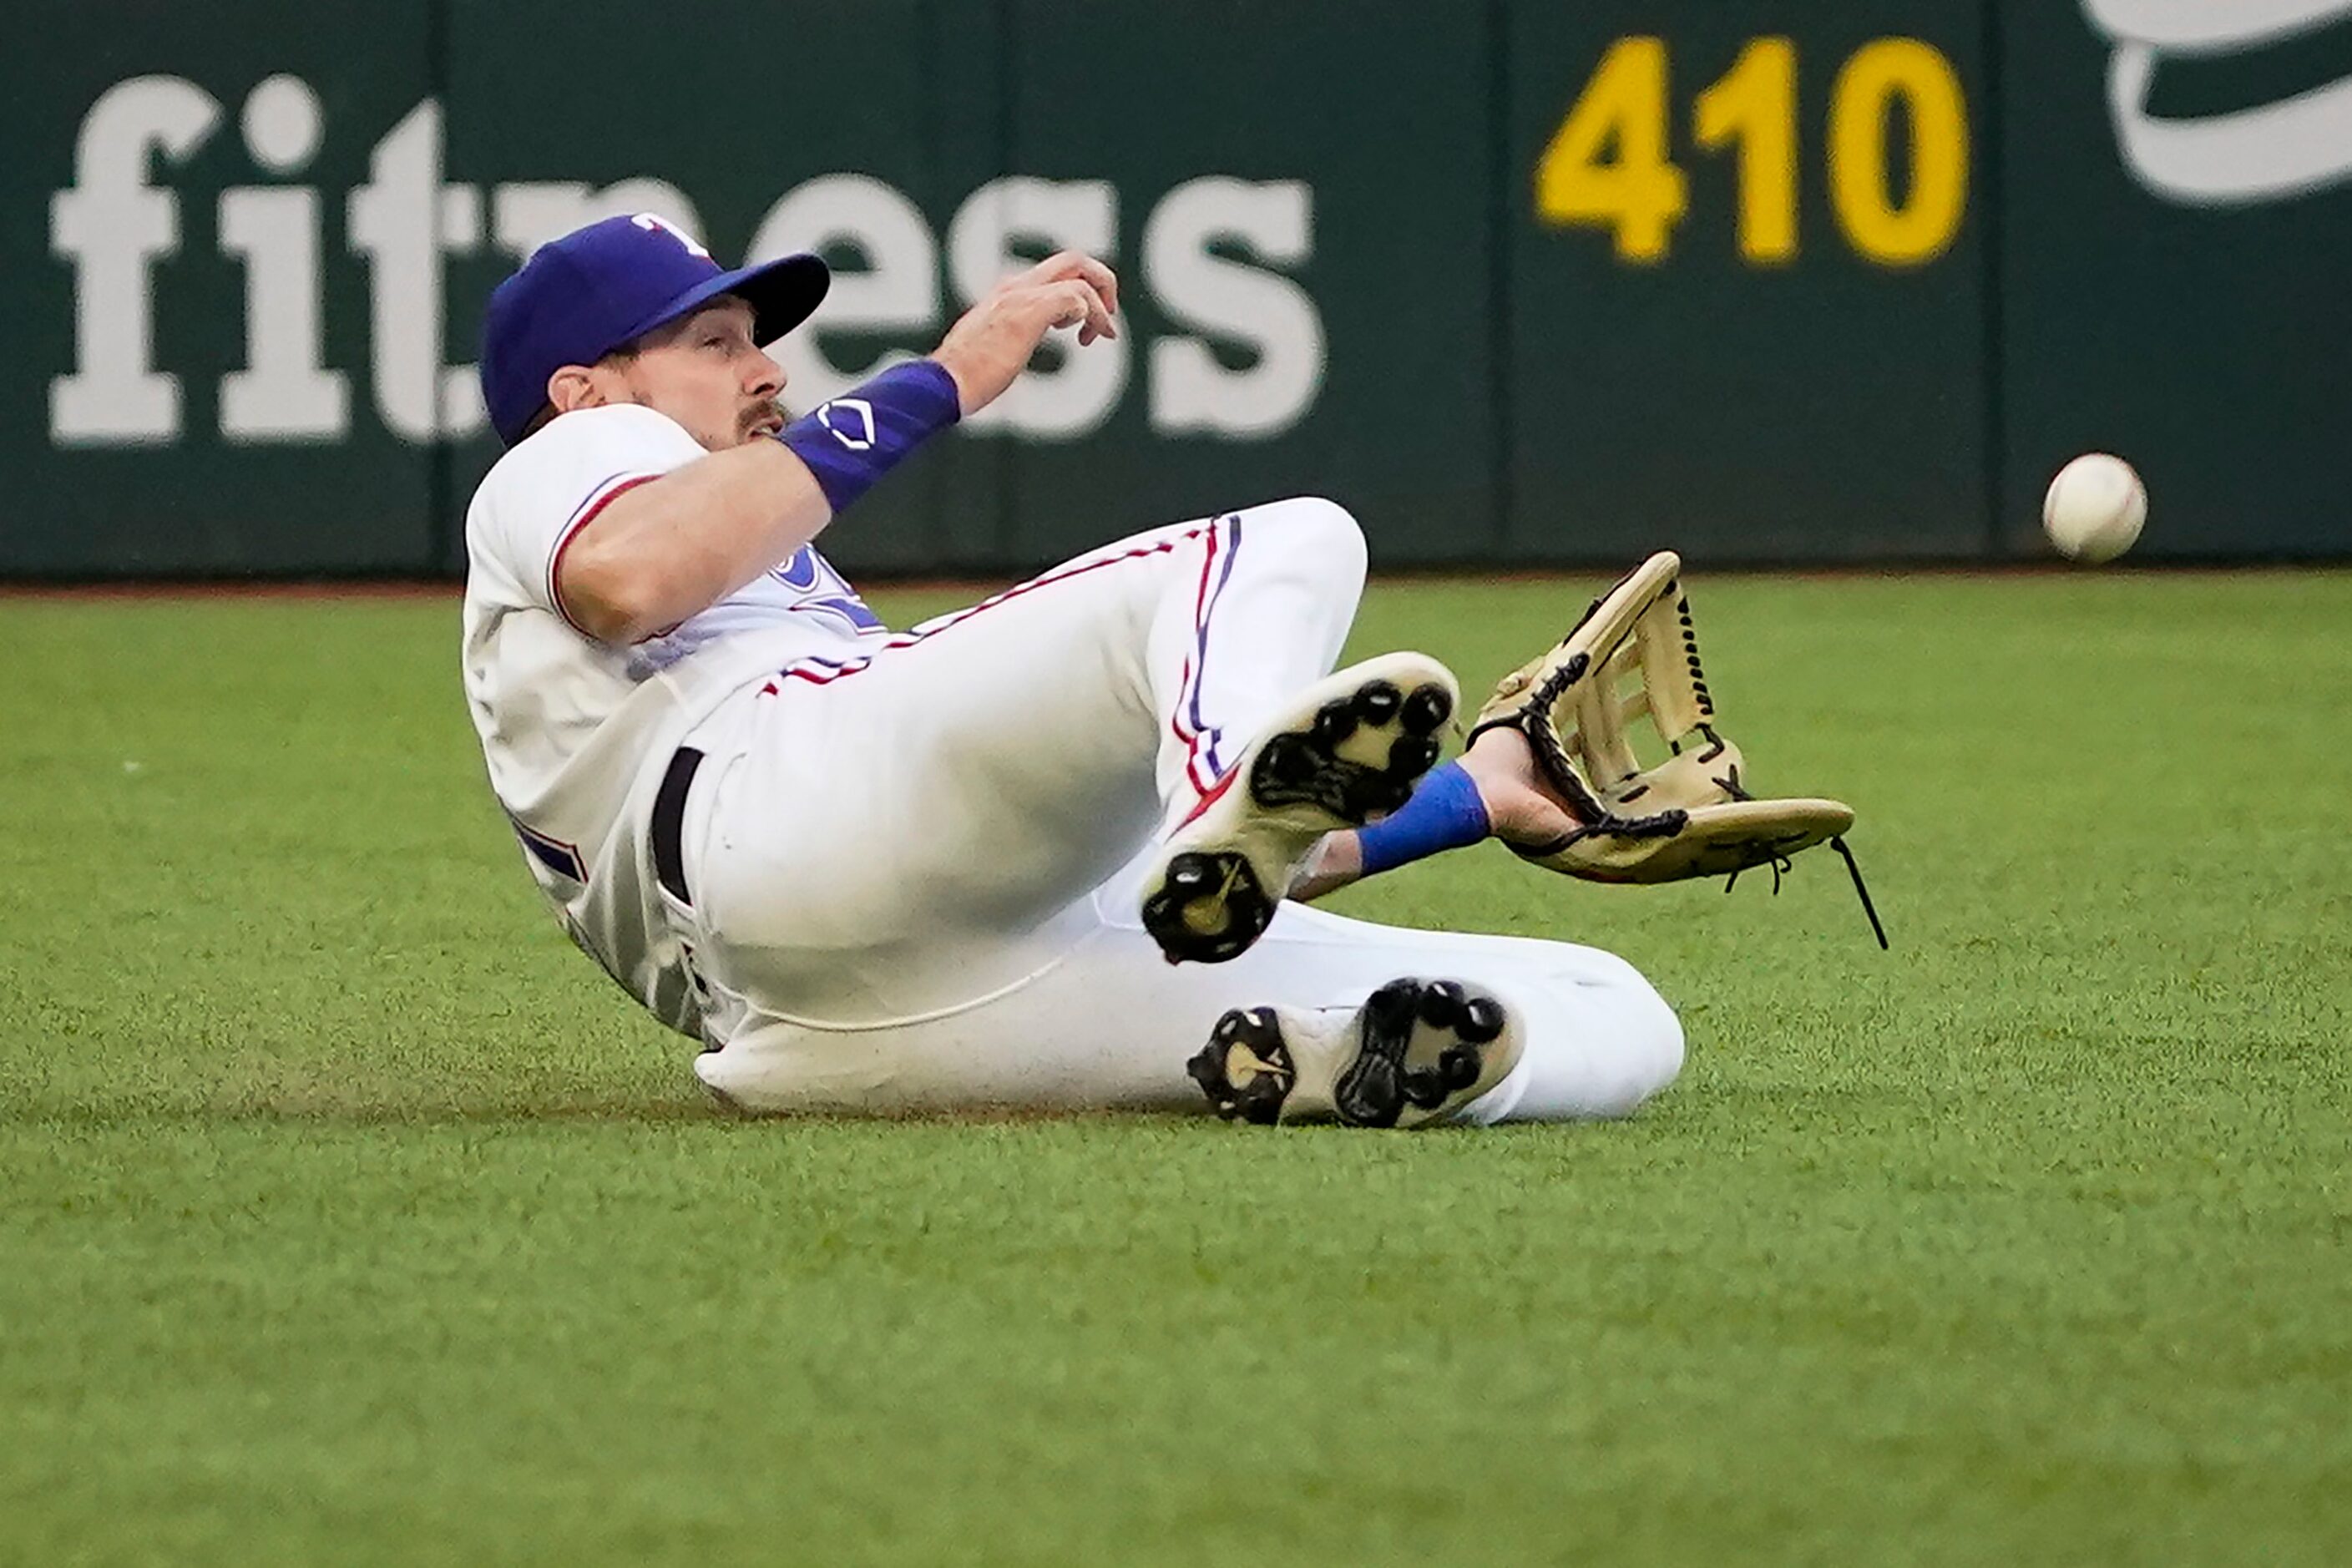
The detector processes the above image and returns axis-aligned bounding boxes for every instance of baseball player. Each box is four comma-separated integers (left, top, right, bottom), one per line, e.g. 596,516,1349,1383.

463,214,1861,1127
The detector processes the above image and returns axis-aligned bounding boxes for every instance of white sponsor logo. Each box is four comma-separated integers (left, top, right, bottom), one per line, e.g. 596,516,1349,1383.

48,75,1328,448
2086,0,2352,205
816,397,876,451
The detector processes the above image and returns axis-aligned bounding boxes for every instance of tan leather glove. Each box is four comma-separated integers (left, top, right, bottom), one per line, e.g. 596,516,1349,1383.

1469,551,1884,943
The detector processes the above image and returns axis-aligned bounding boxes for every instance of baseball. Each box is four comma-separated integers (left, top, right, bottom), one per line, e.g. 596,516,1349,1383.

2042,453,2147,563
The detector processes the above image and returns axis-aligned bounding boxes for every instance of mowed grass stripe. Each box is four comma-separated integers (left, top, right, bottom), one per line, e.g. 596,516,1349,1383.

2,574,2347,1565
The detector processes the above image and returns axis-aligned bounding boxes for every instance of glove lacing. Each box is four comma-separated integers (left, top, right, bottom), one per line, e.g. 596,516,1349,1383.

1714,762,1889,950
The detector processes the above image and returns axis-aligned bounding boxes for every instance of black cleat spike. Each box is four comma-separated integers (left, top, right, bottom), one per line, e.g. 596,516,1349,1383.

1388,735,1441,778
1311,700,1358,743
1400,684,1453,736
1186,1044,1227,1094
1402,1068,1451,1109
1353,682,1402,724
1232,1074,1287,1125
1419,980,1466,1029
1457,998,1506,1045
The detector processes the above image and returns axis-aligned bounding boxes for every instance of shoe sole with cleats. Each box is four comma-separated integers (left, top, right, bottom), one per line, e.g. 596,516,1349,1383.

1141,653,1458,965
1185,976,1520,1128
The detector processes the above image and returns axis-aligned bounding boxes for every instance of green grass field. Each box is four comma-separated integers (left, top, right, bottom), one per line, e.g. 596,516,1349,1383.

4,571,2349,1566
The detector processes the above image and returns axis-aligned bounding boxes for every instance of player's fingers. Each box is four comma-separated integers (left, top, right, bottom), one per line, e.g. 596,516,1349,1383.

1033,280,1115,344
1014,248,1090,287
1058,277,1117,342
1064,254,1121,318
1019,250,1121,317
1065,281,1117,345
1002,250,1070,295
1025,282,1079,330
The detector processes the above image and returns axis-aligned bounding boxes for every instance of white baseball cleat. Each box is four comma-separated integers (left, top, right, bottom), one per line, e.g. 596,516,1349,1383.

1186,977,1522,1128
1141,652,1459,965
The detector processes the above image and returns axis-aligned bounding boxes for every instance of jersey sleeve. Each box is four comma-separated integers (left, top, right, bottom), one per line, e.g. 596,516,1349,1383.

464,405,709,635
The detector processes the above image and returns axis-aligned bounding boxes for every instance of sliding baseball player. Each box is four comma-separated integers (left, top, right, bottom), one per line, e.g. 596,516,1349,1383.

461,214,1862,1127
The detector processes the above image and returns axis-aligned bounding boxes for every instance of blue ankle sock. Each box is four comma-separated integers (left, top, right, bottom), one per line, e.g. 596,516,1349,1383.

1354,761,1491,876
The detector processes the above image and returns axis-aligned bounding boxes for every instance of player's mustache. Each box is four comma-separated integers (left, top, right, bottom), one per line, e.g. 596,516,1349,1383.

742,397,790,435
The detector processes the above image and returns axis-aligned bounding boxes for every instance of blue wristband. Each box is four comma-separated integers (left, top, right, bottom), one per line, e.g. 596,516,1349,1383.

1355,761,1492,876
776,358,961,515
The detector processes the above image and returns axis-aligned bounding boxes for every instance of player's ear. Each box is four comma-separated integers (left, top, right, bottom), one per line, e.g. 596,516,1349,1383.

546,365,606,415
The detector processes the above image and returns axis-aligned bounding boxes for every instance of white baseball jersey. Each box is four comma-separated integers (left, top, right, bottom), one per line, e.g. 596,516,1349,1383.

461,402,883,1029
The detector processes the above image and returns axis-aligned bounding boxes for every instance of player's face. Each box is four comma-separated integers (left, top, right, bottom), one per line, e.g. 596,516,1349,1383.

606,299,787,451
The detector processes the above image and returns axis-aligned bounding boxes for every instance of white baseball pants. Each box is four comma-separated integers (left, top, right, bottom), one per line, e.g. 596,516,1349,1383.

675,498,1685,1121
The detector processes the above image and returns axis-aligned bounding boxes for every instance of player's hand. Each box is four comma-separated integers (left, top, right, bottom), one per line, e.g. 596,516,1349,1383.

929,250,1120,417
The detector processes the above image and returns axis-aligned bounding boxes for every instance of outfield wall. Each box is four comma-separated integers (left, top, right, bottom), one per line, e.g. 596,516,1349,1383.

8,1,2349,576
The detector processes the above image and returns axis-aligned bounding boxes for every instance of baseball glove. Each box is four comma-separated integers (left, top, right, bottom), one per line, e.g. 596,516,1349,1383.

1468,550,1885,945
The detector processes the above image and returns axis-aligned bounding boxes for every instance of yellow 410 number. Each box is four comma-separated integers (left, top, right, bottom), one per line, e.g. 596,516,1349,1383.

1536,35,1969,267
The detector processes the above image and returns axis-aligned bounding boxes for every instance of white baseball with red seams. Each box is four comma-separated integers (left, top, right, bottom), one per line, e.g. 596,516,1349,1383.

462,402,1683,1121
2043,453,2147,564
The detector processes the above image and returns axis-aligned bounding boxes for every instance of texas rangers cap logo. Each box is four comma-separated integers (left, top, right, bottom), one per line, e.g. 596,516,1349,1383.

630,212,711,258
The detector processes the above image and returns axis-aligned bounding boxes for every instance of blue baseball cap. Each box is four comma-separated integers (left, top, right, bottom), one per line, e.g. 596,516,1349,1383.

479,214,830,446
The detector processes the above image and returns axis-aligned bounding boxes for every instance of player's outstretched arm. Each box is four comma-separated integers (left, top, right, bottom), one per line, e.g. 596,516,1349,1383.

559,252,1117,645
